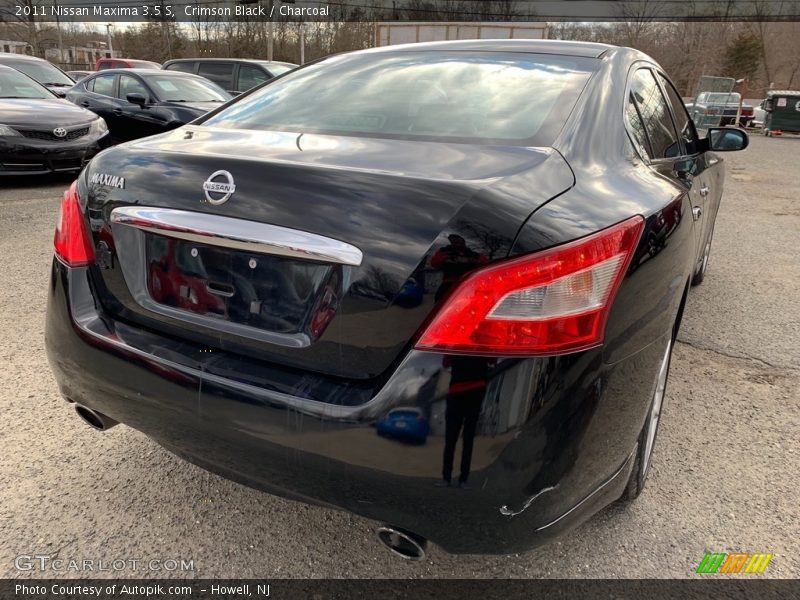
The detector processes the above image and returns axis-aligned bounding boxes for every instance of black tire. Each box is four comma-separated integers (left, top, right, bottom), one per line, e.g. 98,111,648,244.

618,337,674,503
691,227,714,286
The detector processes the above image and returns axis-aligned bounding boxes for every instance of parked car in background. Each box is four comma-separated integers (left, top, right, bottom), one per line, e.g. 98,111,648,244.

96,58,160,71
66,69,231,142
761,90,800,136
376,408,430,444
66,70,93,81
162,58,297,95
0,53,75,97
46,40,748,558
752,99,766,128
686,91,754,128
0,65,109,175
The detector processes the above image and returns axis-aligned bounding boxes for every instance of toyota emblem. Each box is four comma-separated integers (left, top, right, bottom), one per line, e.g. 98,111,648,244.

53,127,67,138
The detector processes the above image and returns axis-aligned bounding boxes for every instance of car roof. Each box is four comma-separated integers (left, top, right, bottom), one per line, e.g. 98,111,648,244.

90,68,202,77
165,58,296,66
358,39,614,58
766,89,800,96
0,52,50,62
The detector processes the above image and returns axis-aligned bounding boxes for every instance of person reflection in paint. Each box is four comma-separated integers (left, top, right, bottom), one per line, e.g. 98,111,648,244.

430,234,487,301
437,356,489,489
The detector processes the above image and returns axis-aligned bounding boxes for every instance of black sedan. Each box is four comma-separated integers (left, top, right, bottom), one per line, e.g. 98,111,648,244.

0,65,110,176
45,40,747,557
65,69,231,142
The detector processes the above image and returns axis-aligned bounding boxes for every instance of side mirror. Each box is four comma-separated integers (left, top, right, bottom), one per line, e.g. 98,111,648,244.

706,127,748,152
126,92,147,107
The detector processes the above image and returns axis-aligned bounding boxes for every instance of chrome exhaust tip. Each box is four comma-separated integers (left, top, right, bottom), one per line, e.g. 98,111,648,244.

74,404,118,431
377,526,427,560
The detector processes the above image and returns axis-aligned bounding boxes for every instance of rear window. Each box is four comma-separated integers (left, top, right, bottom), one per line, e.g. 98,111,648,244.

203,52,597,145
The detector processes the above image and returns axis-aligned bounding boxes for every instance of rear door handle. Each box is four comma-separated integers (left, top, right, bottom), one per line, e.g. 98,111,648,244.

699,186,710,197
113,108,123,115
80,101,90,107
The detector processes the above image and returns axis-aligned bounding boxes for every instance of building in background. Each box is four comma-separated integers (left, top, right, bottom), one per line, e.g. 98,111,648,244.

375,22,548,46
43,41,121,70
0,40,30,54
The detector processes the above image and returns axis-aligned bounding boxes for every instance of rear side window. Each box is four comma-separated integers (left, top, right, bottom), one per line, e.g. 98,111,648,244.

203,52,598,146
97,60,112,70
626,94,652,159
629,69,681,159
166,61,196,74
197,62,234,89
238,65,269,91
91,74,115,96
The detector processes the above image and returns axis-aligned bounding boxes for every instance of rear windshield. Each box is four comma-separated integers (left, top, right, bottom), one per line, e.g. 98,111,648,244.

202,52,598,145
704,92,741,103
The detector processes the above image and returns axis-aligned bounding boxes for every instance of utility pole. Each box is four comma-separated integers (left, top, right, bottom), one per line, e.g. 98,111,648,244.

735,78,748,127
159,0,172,59
267,0,274,62
53,0,64,63
105,23,113,56
299,22,305,65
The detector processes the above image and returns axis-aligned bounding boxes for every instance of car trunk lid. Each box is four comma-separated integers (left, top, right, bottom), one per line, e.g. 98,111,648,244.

83,127,574,380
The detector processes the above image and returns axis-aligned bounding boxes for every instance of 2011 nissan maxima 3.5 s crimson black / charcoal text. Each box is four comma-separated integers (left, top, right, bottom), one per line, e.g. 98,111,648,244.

45,40,747,557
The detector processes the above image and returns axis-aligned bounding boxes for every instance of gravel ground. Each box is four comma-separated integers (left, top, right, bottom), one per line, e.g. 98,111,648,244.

0,136,798,579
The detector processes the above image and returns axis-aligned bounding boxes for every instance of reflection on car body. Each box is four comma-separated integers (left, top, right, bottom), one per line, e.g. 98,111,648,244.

0,65,110,175
65,69,231,142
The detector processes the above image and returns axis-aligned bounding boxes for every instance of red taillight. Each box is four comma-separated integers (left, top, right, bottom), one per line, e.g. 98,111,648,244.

54,181,95,266
415,216,644,356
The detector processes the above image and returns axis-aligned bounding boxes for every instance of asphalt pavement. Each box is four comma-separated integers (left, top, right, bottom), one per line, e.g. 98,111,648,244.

0,136,798,578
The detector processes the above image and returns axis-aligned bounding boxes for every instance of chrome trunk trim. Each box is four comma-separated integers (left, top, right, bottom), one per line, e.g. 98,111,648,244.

110,206,363,267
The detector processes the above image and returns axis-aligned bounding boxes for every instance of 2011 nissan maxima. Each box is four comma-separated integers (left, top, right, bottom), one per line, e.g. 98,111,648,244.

45,40,747,557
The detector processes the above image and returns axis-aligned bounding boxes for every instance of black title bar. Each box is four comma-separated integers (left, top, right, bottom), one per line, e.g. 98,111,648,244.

2,0,800,23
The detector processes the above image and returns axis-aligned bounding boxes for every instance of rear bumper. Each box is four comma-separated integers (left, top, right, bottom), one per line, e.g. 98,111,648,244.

45,259,667,554
0,133,110,175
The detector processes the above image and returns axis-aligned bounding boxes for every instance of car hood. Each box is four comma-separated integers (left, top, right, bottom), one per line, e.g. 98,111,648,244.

0,98,96,127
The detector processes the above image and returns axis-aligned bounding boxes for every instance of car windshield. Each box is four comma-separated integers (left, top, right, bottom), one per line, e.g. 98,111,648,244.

705,92,741,104
203,51,598,145
3,59,74,86
0,69,51,98
144,75,230,102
